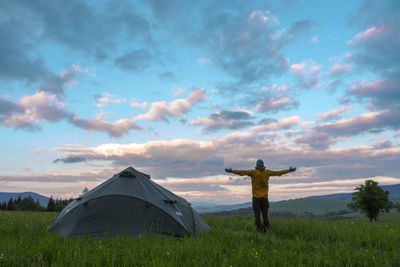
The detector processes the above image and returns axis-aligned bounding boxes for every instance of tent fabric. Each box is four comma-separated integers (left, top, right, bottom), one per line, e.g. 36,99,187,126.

48,167,211,238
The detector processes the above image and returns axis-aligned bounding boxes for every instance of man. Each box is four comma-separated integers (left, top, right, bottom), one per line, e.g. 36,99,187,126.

225,159,296,232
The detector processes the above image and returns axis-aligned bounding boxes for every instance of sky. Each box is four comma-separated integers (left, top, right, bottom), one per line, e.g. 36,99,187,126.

1,0,400,204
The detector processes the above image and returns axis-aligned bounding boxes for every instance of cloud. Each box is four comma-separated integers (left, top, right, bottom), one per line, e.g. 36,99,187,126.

373,140,393,150
189,109,254,133
295,130,340,149
290,61,323,89
0,91,73,130
143,2,315,93
114,49,158,71
197,57,211,65
310,35,319,43
251,115,311,132
136,88,207,122
26,1,151,60
315,106,352,122
52,130,400,185
70,116,143,138
0,5,49,84
348,78,400,109
130,99,148,109
0,1,154,97
329,63,352,76
200,157,225,166
95,92,126,108
0,1,96,96
255,96,299,113
0,91,144,137
0,98,25,116
348,1,400,74
53,156,87,164
251,84,298,113
314,108,400,138
326,79,343,92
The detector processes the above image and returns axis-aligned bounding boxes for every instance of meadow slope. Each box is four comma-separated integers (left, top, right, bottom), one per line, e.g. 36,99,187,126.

0,211,399,266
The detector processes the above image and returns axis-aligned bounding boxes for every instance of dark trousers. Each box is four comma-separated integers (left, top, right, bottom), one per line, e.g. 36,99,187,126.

252,197,270,232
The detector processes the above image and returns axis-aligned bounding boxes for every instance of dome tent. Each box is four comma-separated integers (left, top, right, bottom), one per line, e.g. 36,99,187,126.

48,167,211,238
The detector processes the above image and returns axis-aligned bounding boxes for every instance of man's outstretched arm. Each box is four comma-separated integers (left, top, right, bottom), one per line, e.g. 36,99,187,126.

270,166,296,176
225,168,253,176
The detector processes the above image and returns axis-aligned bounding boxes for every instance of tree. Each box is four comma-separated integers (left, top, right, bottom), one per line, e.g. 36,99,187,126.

394,201,400,212
20,196,37,211
348,180,392,221
82,187,89,194
47,196,56,212
7,198,14,210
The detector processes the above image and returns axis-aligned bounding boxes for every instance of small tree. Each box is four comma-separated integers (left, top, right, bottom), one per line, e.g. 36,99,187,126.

394,201,400,212
348,180,391,221
47,196,56,212
7,198,14,210
82,187,89,194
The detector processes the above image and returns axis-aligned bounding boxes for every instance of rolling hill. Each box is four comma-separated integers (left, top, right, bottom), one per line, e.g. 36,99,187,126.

0,192,50,207
195,183,400,215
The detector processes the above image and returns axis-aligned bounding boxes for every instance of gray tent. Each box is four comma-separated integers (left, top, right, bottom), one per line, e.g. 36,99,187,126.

48,167,211,238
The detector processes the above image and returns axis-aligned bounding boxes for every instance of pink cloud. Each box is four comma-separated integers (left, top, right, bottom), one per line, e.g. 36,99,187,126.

56,64,91,92
70,116,143,138
255,96,298,112
315,106,352,122
348,25,385,46
189,109,253,133
0,91,72,130
290,62,323,89
290,62,306,75
251,115,311,132
348,78,400,108
130,99,148,109
0,91,144,137
47,130,400,203
197,57,211,65
95,92,126,108
310,35,319,43
314,108,400,138
248,11,276,24
329,63,352,76
136,88,207,122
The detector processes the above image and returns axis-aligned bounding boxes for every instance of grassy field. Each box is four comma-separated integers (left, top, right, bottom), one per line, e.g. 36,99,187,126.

1,211,399,266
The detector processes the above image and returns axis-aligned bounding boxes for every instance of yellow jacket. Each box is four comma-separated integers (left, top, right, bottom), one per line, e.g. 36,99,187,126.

232,166,290,198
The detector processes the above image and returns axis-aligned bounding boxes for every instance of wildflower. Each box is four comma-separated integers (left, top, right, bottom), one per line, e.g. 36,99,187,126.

0,253,4,260
166,251,170,257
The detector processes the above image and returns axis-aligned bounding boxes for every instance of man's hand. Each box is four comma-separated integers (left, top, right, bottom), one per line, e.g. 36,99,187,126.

225,167,232,173
289,166,296,172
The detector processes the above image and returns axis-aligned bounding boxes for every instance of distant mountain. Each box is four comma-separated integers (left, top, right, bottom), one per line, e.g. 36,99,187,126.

191,202,220,208
203,198,356,218
0,192,50,207
195,183,400,214
194,202,252,214
307,183,400,201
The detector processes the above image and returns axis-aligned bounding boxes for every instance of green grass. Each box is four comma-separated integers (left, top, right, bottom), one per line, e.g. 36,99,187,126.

1,211,400,266
270,198,352,216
